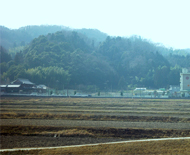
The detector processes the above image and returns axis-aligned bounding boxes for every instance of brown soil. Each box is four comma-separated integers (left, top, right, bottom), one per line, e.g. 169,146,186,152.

1,125,190,149
2,139,190,155
0,135,126,149
1,112,190,123
1,97,190,151
1,119,190,129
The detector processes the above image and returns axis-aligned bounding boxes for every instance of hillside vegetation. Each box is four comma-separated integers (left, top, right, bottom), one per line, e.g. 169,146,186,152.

0,25,190,90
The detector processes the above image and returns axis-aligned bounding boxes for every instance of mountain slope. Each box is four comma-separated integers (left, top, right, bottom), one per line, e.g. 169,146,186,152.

1,26,188,89
0,25,107,50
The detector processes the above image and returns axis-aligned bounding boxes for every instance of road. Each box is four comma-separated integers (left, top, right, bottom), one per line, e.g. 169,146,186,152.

1,137,190,152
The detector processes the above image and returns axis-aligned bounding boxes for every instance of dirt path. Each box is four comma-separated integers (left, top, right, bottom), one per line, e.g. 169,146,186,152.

1,119,190,129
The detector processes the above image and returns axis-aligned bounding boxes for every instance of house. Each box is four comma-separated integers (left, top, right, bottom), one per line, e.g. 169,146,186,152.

10,78,36,93
1,78,48,95
169,85,180,97
37,84,48,93
11,78,35,88
0,84,21,93
133,88,146,95
6,85,21,93
0,85,7,93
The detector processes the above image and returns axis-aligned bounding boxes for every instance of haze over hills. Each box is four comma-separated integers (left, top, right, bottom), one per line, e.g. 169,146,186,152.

0,25,108,49
0,25,190,90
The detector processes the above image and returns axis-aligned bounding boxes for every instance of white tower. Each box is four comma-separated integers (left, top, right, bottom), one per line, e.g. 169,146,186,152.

180,68,190,91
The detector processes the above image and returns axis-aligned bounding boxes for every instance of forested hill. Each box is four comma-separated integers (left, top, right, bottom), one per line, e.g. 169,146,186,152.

0,25,107,49
0,26,190,90
0,25,61,49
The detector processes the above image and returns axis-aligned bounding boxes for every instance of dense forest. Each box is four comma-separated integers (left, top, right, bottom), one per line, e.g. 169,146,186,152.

0,25,190,91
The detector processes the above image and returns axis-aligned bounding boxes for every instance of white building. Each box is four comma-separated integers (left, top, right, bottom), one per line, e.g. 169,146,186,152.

133,88,147,96
180,68,190,92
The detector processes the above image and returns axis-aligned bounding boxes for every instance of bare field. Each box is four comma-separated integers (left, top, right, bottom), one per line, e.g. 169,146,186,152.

1,97,190,118
1,139,190,155
1,97,190,153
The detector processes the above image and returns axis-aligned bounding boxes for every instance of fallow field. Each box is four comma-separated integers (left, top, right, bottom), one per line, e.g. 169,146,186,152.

0,97,190,154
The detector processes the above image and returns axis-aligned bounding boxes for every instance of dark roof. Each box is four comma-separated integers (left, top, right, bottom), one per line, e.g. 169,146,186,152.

11,78,34,85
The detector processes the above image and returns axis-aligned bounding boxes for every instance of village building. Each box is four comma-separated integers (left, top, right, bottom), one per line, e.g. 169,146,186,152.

180,68,190,96
0,78,47,94
11,78,35,87
168,85,180,97
37,84,48,93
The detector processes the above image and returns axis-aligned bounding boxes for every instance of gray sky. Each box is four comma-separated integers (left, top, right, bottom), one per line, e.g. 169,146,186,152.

1,0,190,49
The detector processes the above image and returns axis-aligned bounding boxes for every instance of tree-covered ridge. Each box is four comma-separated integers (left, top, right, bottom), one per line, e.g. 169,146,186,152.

0,25,107,50
23,31,93,67
0,25,64,49
1,26,190,90
96,36,172,88
166,54,190,68
21,31,116,89
0,46,12,63
76,28,107,47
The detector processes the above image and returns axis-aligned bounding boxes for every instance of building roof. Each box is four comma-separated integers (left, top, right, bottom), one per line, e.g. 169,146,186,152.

0,85,21,88
134,88,146,91
7,85,21,88
11,78,34,85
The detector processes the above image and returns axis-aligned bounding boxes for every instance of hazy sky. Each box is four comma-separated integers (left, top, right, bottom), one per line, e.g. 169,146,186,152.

1,0,190,49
